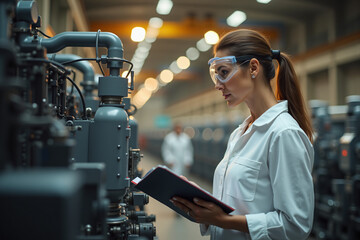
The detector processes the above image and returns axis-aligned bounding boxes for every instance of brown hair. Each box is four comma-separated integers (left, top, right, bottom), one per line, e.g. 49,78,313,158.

214,29,313,142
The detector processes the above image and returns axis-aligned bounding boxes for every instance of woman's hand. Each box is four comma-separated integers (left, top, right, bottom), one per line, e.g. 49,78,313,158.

179,175,200,188
170,196,228,226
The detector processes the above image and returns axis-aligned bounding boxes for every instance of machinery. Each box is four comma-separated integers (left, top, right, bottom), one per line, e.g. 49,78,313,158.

0,1,156,239
310,96,360,240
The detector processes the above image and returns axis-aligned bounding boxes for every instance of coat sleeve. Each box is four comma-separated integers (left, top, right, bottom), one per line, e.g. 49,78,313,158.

161,135,175,164
246,129,314,240
183,136,194,166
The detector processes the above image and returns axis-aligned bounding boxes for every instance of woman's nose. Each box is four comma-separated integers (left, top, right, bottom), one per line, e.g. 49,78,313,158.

215,80,224,90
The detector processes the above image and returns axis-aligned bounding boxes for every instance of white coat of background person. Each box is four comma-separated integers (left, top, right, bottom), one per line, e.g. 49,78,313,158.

161,123,194,176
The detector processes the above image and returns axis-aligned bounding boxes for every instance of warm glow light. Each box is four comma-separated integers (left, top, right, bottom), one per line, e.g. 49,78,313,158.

169,61,182,74
159,69,174,83
342,149,348,157
204,30,219,45
196,38,212,52
186,47,200,61
133,87,152,109
149,17,163,28
121,71,131,84
144,77,159,92
257,0,271,4
121,71,128,78
202,128,213,141
176,56,190,70
156,0,173,15
226,11,247,27
131,27,146,42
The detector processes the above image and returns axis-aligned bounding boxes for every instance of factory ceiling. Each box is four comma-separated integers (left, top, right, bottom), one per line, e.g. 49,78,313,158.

73,0,339,102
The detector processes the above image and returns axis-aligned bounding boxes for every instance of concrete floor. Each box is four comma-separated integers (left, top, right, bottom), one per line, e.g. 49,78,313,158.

138,151,212,240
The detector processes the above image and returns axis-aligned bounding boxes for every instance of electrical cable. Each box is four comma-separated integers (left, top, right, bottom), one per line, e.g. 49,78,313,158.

107,57,134,78
23,58,71,75
95,29,106,76
59,58,97,66
23,58,86,120
66,76,87,120
70,70,76,95
36,29,51,38
60,57,134,78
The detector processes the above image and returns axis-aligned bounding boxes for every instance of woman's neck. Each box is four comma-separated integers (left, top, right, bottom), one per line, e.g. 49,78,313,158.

245,85,277,122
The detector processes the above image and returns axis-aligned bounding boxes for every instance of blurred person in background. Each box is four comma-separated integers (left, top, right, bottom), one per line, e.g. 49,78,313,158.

161,122,194,176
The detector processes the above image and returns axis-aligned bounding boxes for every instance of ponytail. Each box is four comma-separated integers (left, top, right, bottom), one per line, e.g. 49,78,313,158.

276,53,313,142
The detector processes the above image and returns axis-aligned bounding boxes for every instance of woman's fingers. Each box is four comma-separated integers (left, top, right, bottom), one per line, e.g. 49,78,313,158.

170,199,188,213
193,198,217,210
179,175,188,181
171,196,201,214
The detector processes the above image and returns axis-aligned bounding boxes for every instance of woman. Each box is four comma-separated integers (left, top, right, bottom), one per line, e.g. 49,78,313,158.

171,29,314,240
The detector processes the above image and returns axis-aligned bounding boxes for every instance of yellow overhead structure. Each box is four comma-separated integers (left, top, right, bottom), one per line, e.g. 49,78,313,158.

89,18,279,41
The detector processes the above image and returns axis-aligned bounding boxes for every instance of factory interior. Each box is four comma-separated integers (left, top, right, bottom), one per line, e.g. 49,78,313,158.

0,0,360,239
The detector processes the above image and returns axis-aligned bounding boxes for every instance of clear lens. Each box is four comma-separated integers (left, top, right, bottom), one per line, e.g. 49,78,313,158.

208,56,239,84
208,56,250,84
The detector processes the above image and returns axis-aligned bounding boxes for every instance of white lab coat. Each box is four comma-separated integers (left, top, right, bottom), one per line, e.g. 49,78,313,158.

161,131,194,176
200,101,314,240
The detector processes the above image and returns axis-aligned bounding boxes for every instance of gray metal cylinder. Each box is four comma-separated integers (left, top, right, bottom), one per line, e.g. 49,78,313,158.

89,105,130,201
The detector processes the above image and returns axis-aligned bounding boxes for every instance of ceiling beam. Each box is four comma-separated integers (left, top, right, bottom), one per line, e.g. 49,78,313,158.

67,0,89,31
89,19,280,41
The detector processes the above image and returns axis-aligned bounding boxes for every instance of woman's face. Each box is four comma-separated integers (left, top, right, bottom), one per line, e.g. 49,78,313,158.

214,50,253,107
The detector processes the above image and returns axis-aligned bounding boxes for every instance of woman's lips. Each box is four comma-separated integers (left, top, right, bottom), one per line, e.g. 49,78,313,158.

223,93,231,99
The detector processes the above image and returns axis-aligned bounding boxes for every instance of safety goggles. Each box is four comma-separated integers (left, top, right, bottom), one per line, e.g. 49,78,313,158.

208,56,251,84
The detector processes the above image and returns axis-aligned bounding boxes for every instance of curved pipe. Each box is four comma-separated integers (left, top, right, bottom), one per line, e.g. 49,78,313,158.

39,32,123,57
23,32,123,76
47,53,95,83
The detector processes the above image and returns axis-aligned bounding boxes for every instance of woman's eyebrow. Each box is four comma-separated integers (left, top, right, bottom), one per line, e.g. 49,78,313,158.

216,65,226,72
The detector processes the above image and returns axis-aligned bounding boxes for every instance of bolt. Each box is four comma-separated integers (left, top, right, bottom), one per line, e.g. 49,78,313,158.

117,157,121,161
117,173,120,178
118,125,121,129
117,145,121,149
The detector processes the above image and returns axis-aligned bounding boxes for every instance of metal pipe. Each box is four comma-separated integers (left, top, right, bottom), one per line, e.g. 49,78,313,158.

23,32,123,76
39,32,123,57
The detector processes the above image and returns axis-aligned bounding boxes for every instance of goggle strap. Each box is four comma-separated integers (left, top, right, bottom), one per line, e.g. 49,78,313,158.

235,55,272,62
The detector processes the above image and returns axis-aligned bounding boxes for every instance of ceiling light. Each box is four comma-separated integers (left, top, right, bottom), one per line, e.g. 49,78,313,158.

156,0,173,15
149,17,163,28
176,56,190,70
145,28,159,40
159,69,174,83
196,38,212,52
138,41,152,50
204,31,219,45
135,46,150,55
133,87,152,108
131,27,146,42
257,0,271,4
144,77,159,92
226,11,247,27
186,47,200,61
169,61,182,74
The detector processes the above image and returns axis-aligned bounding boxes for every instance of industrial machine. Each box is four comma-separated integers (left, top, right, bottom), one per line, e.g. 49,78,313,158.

0,1,156,239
